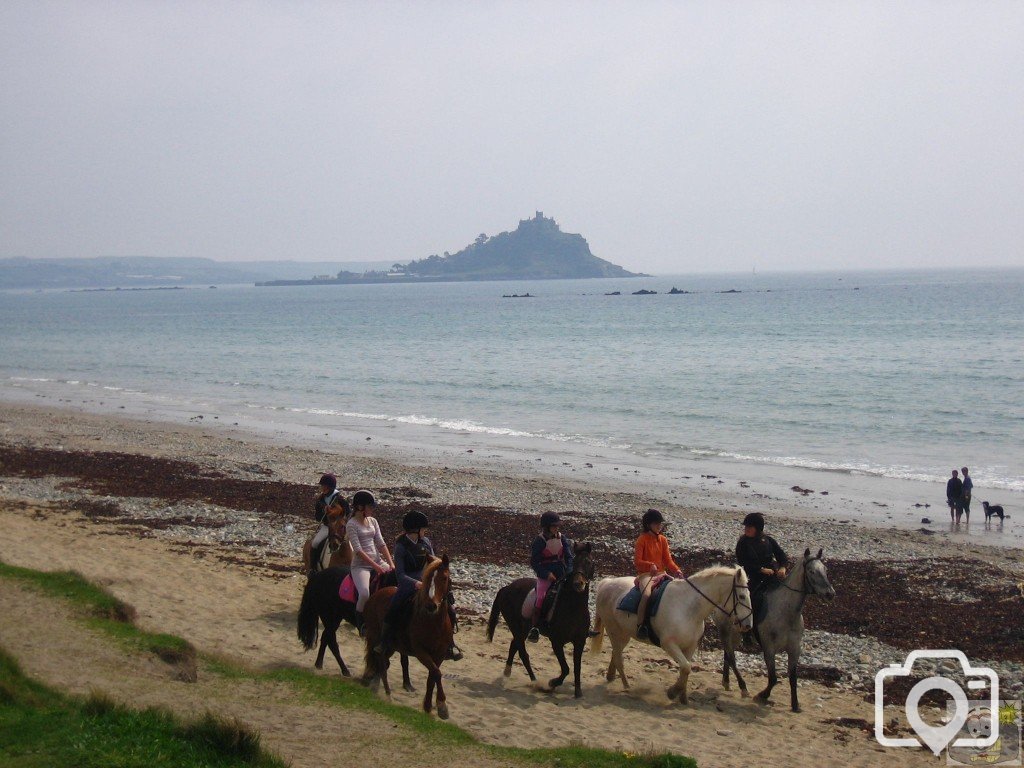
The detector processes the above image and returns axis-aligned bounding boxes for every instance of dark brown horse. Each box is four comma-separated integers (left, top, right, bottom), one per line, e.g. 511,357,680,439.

487,542,594,698
361,555,454,719
296,566,398,677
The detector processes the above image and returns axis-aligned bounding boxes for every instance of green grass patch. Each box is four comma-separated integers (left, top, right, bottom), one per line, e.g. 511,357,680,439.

1,560,694,768
0,561,195,674
0,648,285,768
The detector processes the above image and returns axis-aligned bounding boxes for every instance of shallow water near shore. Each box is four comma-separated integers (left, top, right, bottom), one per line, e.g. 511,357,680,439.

2,267,1021,547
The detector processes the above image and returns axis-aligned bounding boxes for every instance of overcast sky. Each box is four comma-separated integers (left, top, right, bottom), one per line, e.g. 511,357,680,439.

2,2,1022,274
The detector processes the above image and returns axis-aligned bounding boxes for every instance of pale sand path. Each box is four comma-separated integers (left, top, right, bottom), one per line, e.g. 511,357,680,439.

0,500,940,768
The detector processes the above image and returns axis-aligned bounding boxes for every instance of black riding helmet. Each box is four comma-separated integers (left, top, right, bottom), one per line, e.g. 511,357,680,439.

540,511,561,529
318,473,337,491
352,490,376,510
743,512,765,532
402,510,429,532
641,508,665,532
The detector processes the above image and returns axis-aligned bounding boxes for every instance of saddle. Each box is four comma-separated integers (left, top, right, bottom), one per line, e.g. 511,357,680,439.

616,575,671,616
520,580,563,623
338,570,397,604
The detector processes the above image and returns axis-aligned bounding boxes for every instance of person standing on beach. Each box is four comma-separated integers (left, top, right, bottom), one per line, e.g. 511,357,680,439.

346,490,395,635
735,512,787,646
960,467,973,523
527,512,574,642
634,509,683,641
946,469,963,523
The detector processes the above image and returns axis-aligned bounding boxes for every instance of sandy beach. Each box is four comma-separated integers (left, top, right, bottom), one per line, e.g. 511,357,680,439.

1,401,1022,767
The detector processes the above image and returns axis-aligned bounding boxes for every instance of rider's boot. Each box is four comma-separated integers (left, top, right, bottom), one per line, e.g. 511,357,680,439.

636,619,650,641
527,608,541,643
355,611,365,638
446,641,464,661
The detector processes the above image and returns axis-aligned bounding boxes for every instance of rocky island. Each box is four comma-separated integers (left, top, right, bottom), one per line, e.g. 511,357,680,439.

256,212,645,286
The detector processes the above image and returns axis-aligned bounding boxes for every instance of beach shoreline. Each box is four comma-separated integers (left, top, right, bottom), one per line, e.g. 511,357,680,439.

3,379,1021,552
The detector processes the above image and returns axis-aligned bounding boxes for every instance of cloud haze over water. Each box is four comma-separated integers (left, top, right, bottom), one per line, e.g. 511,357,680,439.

2,2,1023,273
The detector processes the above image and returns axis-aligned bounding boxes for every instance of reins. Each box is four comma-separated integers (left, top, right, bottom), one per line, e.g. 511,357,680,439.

777,557,818,595
682,570,752,623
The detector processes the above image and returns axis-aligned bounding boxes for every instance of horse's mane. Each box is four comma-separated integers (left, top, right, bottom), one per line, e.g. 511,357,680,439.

413,556,445,607
690,564,745,582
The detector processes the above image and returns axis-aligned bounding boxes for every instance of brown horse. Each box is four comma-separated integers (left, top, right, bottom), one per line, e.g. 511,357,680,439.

361,555,454,719
301,515,351,576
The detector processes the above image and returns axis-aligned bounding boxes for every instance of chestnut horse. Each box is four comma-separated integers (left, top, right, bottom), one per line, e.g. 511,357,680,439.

361,555,454,719
302,515,351,576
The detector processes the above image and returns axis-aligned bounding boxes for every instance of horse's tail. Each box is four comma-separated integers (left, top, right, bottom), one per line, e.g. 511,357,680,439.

590,613,605,653
297,574,320,650
486,588,504,642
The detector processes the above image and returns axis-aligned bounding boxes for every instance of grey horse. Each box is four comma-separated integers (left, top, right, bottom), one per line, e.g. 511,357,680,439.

712,547,835,712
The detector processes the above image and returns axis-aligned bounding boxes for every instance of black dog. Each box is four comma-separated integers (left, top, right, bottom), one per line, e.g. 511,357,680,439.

982,501,1005,521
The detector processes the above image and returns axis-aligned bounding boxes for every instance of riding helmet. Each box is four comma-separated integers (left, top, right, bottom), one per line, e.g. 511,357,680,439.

402,510,429,532
318,473,337,490
540,511,561,528
352,489,376,509
641,508,664,531
742,512,765,532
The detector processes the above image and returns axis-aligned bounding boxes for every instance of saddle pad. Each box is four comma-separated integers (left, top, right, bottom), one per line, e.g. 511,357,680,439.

647,579,670,619
617,586,642,614
339,574,356,604
521,589,535,619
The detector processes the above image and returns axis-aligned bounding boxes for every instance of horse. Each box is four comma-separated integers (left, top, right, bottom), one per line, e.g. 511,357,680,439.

302,515,351,576
712,547,835,712
486,542,595,698
591,565,752,705
361,555,454,719
296,565,399,677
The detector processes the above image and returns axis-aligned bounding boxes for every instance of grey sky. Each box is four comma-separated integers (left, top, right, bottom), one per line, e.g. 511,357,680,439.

2,2,1022,274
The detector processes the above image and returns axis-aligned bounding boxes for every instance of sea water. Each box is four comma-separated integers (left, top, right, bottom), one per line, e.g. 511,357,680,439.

1,268,1021,543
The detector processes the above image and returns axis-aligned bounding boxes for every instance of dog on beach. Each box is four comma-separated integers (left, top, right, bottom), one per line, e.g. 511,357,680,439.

982,501,1006,521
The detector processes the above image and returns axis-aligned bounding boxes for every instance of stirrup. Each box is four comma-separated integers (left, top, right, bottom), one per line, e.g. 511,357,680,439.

527,626,540,643
446,643,464,661
636,625,649,641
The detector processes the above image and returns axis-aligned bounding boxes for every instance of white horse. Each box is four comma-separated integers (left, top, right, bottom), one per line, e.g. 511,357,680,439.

592,565,753,704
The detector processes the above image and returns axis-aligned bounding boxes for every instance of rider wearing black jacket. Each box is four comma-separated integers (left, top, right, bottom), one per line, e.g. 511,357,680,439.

735,512,788,642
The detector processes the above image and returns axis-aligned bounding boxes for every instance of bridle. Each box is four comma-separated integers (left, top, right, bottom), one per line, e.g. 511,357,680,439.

777,556,821,595
683,569,753,625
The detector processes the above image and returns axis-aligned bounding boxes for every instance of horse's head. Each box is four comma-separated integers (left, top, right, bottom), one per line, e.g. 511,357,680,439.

570,542,595,593
419,553,451,615
803,547,836,600
732,566,754,631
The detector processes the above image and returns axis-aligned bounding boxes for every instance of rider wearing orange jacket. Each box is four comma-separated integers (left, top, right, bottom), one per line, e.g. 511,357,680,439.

634,509,683,640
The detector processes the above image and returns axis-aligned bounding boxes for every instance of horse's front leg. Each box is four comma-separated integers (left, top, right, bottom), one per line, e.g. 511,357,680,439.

435,666,448,720
504,638,517,677
755,646,778,703
726,648,747,697
548,640,570,691
787,641,801,712
662,642,693,705
572,638,584,699
417,653,440,715
401,653,414,693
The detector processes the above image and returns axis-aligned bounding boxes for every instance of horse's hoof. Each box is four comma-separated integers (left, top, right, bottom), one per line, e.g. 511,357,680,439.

437,704,449,720
503,665,512,678
722,680,731,691
574,689,582,699
666,686,679,701
740,689,750,699
606,671,615,682
403,684,416,693
314,661,324,670
791,705,802,713
528,673,537,682
548,678,563,689
341,669,351,678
